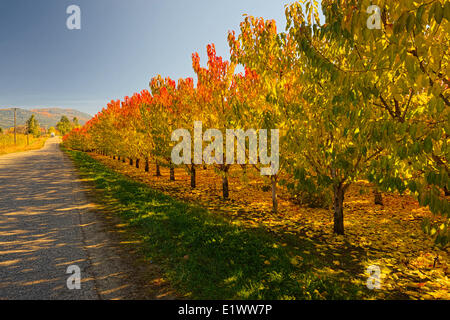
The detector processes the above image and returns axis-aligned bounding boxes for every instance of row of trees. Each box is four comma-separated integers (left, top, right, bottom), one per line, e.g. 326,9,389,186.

57,116,80,135
0,115,42,137
63,0,449,242
0,115,78,137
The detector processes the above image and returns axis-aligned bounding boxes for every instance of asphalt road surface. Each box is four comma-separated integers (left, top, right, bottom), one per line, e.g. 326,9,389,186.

0,138,98,299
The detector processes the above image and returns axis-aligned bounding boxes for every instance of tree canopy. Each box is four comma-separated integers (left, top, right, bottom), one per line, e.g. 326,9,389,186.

63,0,449,244
26,115,41,137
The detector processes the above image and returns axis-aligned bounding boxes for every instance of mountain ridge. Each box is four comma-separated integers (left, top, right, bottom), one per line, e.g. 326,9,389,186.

0,107,92,129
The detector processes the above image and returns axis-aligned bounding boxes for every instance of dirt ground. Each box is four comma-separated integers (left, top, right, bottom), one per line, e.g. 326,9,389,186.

0,138,175,300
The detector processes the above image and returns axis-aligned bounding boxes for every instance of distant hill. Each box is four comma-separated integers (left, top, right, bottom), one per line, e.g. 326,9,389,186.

0,107,92,129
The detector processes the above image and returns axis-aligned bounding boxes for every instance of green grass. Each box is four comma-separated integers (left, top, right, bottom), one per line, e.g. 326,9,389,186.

65,148,369,300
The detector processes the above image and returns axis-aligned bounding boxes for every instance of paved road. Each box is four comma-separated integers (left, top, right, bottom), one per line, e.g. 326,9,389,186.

0,138,98,299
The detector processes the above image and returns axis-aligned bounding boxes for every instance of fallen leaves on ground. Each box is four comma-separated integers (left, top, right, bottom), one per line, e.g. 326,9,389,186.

90,153,449,300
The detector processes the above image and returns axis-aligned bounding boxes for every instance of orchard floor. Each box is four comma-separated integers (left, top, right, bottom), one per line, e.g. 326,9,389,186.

87,153,449,299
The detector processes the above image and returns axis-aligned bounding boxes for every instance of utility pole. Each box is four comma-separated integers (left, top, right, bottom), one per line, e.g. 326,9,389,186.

14,108,17,145
26,114,29,145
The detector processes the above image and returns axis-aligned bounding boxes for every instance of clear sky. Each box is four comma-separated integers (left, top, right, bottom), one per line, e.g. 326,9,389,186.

0,0,298,115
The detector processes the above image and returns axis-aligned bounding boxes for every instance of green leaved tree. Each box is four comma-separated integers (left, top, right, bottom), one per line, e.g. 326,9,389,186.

57,116,72,136
285,0,449,240
26,115,41,137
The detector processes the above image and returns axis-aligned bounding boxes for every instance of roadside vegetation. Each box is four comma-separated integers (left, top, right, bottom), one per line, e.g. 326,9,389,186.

0,133,47,155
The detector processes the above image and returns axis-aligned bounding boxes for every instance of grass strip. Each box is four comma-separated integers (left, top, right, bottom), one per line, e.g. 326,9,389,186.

64,148,367,300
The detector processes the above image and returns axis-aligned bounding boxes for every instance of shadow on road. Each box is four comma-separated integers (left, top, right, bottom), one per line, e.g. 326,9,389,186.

0,138,100,299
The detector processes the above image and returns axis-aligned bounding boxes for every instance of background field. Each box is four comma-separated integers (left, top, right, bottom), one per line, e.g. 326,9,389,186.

0,133,47,155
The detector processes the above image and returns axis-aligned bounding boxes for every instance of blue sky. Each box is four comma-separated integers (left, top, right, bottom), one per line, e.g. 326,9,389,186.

0,0,300,115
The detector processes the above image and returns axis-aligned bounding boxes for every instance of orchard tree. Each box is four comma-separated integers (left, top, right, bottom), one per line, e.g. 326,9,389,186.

174,77,198,188
132,90,154,172
62,127,91,151
144,75,179,180
192,44,236,199
89,105,115,156
228,16,301,212
119,94,148,167
295,0,449,241
283,2,392,234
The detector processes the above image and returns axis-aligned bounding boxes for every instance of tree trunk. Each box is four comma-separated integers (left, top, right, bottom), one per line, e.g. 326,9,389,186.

122,157,126,163
222,166,230,199
271,176,278,213
136,158,140,169
190,165,196,188
444,186,450,197
145,159,149,172
156,162,161,176
170,167,175,181
374,190,383,205
333,183,345,235
129,158,133,166
222,176,229,199
118,156,120,161
113,155,115,160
